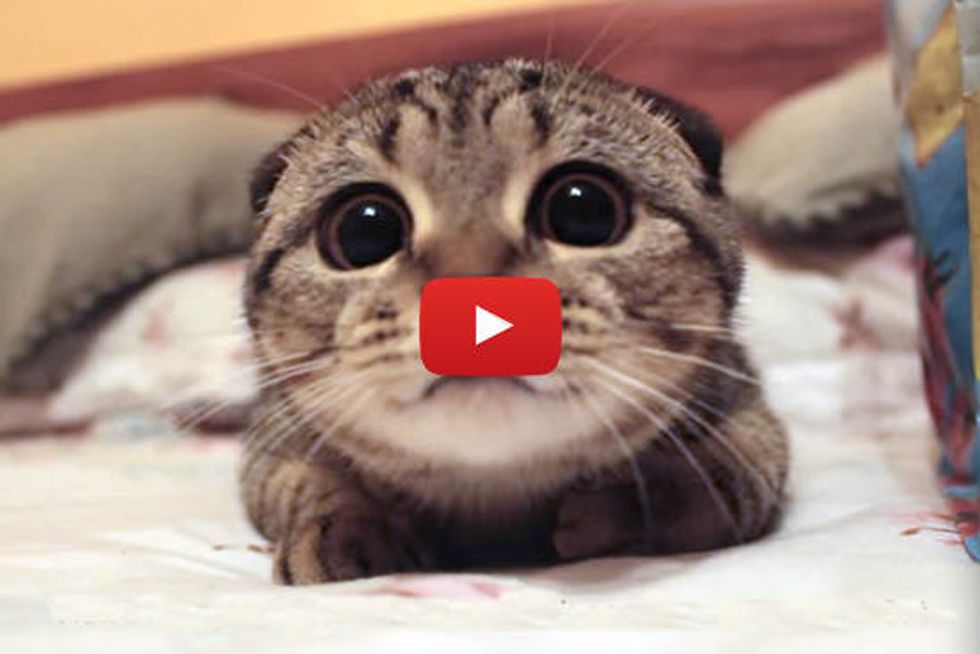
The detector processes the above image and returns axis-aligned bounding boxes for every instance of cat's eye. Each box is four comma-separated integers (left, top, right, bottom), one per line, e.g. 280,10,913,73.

316,185,411,270
530,164,630,247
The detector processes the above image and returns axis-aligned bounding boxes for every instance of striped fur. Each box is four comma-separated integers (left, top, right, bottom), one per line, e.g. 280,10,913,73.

240,60,788,583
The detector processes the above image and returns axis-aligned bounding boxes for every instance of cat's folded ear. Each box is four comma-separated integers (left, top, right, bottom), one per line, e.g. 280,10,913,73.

633,88,724,191
250,124,314,217
249,141,291,217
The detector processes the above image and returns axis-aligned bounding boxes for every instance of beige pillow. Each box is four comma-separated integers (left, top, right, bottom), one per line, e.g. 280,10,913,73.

725,54,904,244
0,100,299,390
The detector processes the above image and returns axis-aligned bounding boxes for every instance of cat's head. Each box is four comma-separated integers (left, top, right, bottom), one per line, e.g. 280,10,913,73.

245,60,743,470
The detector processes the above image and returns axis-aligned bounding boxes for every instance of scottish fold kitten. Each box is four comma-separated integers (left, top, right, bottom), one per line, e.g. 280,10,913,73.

240,60,788,584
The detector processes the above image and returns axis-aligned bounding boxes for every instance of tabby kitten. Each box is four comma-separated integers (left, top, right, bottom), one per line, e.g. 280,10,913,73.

241,59,788,584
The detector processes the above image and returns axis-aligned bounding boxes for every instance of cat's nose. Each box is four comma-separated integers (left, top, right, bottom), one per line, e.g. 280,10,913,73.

413,230,524,279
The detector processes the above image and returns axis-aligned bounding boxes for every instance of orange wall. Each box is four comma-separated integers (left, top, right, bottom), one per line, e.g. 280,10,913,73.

0,0,593,87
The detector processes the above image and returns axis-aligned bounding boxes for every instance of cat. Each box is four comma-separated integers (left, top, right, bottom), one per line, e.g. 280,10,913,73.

240,59,788,584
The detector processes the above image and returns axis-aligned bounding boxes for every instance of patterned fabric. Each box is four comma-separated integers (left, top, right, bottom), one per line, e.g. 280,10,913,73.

889,0,980,560
3,243,973,651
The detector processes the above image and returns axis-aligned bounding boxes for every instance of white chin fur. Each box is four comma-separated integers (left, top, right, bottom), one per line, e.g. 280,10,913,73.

355,378,607,467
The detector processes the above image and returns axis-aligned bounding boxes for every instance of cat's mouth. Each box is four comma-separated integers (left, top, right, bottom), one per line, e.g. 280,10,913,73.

421,376,536,400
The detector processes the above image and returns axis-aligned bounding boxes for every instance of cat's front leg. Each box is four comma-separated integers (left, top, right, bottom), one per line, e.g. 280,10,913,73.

553,396,788,560
552,484,645,559
276,505,436,584
240,451,435,584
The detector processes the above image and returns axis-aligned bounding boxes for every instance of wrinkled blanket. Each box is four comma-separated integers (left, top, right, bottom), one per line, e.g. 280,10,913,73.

0,239,976,652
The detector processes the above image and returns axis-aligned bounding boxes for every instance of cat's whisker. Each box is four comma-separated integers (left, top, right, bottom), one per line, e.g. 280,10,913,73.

212,65,328,112
547,1,632,111
155,349,330,423
688,332,742,345
253,371,376,452
669,322,738,332
168,396,254,434
669,322,742,336
243,398,303,452
304,386,377,461
588,371,740,541
576,386,654,547
589,17,658,76
556,382,604,479
278,374,371,457
253,347,332,368
608,358,779,506
634,347,759,386
243,366,357,445
248,370,368,456
253,391,330,457
677,334,742,346
571,1,632,71
549,2,635,108
168,359,324,434
226,348,320,375
661,322,748,345
253,355,341,388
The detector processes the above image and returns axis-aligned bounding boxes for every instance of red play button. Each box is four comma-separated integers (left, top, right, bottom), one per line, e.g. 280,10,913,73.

419,277,562,376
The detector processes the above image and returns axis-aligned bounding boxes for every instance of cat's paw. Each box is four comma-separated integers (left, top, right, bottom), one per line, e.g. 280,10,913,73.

274,514,435,584
552,488,638,560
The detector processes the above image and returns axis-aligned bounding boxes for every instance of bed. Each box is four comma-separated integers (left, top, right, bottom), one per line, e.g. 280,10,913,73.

1,239,975,652
0,2,975,651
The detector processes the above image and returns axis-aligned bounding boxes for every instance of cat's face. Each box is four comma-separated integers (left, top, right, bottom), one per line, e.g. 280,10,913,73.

246,60,742,468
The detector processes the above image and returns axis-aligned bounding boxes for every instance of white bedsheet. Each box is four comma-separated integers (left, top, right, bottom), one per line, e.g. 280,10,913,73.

1,245,977,653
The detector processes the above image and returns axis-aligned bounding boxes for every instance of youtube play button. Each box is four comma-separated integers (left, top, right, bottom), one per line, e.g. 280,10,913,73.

420,277,562,376
474,305,513,346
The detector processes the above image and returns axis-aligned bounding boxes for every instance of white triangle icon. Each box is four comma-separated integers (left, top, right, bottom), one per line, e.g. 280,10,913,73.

474,305,513,346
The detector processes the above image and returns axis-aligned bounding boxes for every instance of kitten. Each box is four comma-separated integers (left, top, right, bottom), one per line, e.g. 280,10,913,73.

240,59,788,584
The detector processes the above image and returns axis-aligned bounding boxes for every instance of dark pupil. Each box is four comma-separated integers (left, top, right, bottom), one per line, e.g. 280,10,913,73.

337,201,404,267
546,179,616,246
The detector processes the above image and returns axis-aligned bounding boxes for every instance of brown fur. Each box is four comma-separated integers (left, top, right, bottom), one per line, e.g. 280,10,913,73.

239,60,788,584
